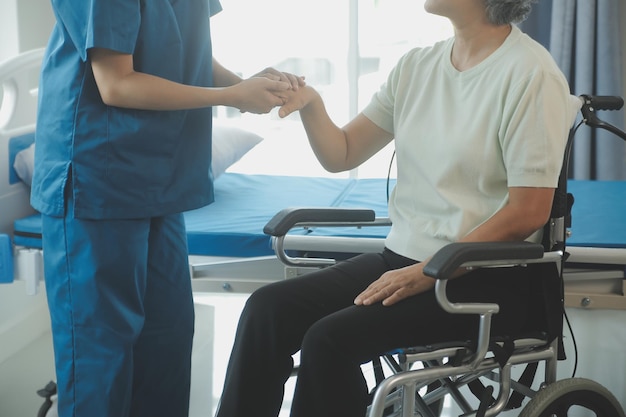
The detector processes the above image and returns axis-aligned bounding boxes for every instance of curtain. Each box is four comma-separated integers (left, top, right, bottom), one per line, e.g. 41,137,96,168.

520,0,626,180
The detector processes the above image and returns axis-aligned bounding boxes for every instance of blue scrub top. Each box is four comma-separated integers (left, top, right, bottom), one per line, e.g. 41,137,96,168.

31,0,223,219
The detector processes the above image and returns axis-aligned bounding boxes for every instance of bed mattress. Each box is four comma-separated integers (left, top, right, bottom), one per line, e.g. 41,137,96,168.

12,176,626,258
184,173,393,256
565,180,626,248
12,173,392,257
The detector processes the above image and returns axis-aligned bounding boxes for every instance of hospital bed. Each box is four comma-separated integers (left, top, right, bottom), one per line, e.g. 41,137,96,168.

1,48,625,414
1,48,624,304
7,157,625,305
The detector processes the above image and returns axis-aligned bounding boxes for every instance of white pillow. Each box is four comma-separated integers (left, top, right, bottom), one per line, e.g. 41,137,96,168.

13,142,35,186
12,125,263,186
211,124,263,179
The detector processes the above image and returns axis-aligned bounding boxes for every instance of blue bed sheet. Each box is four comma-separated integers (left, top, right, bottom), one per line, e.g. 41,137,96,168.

184,173,361,256
566,180,626,248
12,176,626,257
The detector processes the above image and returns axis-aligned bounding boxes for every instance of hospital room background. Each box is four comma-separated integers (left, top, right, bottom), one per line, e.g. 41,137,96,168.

1,0,626,416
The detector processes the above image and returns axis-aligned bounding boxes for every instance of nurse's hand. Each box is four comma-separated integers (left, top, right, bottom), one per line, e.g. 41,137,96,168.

253,67,306,91
353,263,436,307
230,77,291,114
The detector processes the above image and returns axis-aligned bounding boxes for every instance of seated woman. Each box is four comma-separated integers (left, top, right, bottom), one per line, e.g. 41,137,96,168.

214,1,578,417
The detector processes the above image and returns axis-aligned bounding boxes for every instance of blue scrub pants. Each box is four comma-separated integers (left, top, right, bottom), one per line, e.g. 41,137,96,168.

42,205,195,417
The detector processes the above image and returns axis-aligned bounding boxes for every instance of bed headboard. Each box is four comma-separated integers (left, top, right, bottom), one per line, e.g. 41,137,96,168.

0,48,44,235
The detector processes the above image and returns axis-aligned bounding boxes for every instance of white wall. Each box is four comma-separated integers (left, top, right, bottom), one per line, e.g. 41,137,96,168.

16,0,55,54
0,0,19,62
0,0,53,366
0,0,53,63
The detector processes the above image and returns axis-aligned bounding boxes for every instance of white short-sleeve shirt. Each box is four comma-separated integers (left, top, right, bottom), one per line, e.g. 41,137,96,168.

362,25,578,261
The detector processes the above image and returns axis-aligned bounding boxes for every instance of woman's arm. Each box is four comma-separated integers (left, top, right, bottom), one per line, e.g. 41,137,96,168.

279,85,394,172
462,186,555,243
354,186,556,306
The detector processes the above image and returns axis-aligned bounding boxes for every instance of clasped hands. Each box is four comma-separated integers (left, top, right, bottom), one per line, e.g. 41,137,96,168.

238,67,322,118
235,67,305,114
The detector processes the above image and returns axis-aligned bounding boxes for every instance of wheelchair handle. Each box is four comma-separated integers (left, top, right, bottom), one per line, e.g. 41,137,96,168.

579,94,626,141
581,94,624,111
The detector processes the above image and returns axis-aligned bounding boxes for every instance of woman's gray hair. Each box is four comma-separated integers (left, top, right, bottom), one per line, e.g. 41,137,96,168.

484,0,537,25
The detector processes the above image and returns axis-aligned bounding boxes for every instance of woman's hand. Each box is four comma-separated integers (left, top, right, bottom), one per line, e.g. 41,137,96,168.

277,85,320,118
354,263,436,306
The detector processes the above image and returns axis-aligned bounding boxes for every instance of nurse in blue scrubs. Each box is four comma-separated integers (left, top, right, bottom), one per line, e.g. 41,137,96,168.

30,1,302,416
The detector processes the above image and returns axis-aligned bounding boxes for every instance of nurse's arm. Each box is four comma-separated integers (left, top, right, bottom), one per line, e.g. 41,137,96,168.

89,48,290,114
212,58,244,87
213,58,305,91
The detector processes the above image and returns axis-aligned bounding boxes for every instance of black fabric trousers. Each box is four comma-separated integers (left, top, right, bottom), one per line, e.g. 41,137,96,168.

215,248,557,417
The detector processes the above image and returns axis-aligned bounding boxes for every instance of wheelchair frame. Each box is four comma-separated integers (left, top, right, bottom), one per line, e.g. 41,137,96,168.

263,95,626,417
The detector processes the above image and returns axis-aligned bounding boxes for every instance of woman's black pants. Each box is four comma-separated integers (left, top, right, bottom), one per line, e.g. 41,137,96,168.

214,248,553,417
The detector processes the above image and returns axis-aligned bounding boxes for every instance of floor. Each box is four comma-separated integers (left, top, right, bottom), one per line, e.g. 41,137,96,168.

2,293,625,417
195,293,296,417
0,325,56,417
0,293,295,417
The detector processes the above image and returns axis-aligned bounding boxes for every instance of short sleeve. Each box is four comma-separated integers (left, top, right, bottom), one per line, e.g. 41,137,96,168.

362,53,410,135
51,0,141,61
500,70,574,188
209,0,223,17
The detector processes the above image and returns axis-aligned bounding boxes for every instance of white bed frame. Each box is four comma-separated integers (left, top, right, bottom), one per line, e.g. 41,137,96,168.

0,48,40,235
0,49,42,295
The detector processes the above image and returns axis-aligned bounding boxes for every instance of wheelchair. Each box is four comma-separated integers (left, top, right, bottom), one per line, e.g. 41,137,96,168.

263,95,626,417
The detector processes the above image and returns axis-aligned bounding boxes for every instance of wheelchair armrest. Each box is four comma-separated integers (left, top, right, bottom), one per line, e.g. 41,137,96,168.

423,241,545,280
263,207,377,237
421,242,547,369
264,207,389,268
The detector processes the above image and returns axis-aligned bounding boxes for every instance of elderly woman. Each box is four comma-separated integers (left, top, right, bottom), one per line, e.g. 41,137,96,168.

215,1,577,417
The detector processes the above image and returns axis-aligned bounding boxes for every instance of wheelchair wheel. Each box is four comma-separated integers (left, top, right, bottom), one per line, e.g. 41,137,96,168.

519,378,625,417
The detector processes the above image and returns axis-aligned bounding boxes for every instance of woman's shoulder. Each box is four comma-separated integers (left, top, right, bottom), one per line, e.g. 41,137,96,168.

400,37,452,64
505,26,564,75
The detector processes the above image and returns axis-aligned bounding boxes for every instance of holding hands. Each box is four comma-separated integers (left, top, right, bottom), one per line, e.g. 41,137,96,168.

253,67,305,91
233,68,306,114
